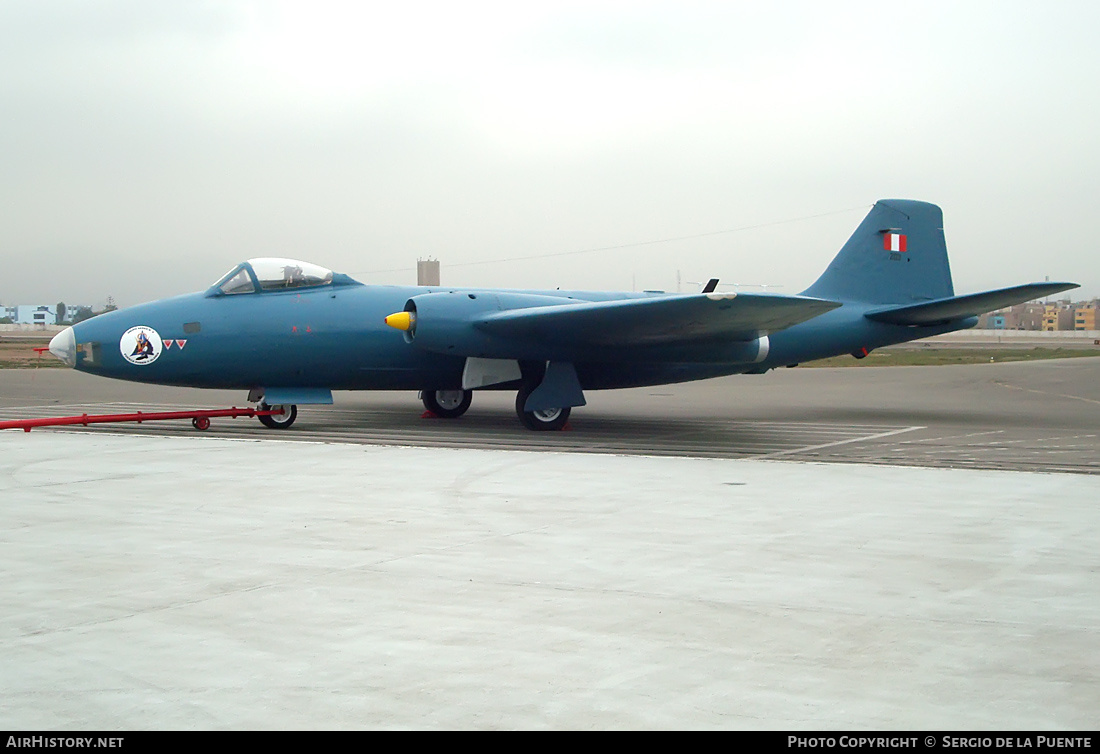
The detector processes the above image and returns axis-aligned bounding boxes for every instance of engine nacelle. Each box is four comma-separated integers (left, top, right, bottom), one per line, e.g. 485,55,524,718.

395,291,581,360
387,291,774,364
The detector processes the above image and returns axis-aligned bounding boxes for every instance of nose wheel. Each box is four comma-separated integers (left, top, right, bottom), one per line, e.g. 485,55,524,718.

258,403,297,429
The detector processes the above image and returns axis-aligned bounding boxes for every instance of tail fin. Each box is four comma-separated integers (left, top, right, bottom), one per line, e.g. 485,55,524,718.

803,200,954,305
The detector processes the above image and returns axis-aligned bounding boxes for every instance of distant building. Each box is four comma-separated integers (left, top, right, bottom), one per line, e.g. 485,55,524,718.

1,304,92,325
979,313,1007,329
1015,303,1047,330
9,305,57,327
1074,302,1099,331
417,258,440,286
979,302,1045,330
1042,303,1075,331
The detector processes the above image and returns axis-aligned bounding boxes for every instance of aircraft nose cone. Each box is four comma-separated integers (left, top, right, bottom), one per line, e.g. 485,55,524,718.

48,326,77,367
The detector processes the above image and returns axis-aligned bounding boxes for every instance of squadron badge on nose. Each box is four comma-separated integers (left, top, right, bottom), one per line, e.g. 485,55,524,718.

120,326,164,365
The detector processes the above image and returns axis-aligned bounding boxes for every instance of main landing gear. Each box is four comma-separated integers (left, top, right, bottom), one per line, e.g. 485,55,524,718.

418,384,570,430
421,389,473,418
515,383,570,431
257,403,297,429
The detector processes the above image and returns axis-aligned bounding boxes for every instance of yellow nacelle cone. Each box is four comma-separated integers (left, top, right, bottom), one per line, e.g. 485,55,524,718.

384,311,415,331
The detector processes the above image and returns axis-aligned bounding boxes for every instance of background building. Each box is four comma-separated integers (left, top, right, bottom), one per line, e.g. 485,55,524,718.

978,302,1046,330
417,259,440,286
1073,302,1099,330
6,304,57,326
1042,303,1075,331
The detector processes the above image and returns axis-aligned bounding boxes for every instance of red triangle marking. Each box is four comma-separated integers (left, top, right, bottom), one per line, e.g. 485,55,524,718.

163,339,173,349
176,339,187,349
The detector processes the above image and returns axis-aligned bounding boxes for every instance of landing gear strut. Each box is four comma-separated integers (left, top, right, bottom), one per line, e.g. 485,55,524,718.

258,403,297,429
421,389,472,418
515,383,570,431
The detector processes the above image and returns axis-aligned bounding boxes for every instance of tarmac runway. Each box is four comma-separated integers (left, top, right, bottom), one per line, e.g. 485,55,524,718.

2,360,1099,729
2,358,1099,474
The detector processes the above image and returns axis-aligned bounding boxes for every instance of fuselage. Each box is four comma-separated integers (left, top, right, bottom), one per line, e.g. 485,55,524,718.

61,282,974,393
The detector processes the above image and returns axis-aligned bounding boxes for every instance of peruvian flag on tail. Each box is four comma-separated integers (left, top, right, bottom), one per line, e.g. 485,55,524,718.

884,232,907,252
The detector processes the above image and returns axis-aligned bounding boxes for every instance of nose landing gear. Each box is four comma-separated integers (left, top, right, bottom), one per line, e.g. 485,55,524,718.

257,403,297,429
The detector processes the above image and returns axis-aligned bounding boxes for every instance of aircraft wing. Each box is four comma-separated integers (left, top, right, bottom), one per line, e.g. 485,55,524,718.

474,292,841,347
863,282,1079,326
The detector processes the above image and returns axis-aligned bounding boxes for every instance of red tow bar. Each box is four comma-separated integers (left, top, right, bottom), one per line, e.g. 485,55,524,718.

0,407,284,433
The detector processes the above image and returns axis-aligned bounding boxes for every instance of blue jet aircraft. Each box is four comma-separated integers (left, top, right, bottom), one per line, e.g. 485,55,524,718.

48,200,1077,430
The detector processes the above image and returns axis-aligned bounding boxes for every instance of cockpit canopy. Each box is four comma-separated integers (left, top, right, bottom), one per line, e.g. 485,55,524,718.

209,258,359,296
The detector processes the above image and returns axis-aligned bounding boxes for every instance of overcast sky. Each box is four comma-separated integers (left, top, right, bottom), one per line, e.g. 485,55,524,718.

2,0,1098,308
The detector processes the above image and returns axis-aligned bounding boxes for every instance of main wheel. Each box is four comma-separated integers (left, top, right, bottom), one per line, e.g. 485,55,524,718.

258,403,297,429
421,389,472,418
515,385,570,431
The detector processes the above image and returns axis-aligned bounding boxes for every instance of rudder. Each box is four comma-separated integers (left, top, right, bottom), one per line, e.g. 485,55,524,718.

802,200,954,305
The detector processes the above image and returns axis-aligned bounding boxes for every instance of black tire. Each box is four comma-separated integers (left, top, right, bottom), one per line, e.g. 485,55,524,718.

258,403,297,429
191,416,210,431
515,384,570,431
421,389,472,418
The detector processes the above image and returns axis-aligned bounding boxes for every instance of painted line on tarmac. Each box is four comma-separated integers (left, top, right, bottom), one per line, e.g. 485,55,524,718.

752,425,925,459
994,380,1100,407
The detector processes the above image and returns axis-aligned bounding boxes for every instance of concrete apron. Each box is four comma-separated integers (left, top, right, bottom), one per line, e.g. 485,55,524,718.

1,432,1097,729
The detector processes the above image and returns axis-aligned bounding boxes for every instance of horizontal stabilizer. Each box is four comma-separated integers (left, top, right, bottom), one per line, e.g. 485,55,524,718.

475,292,841,347
864,282,1079,326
